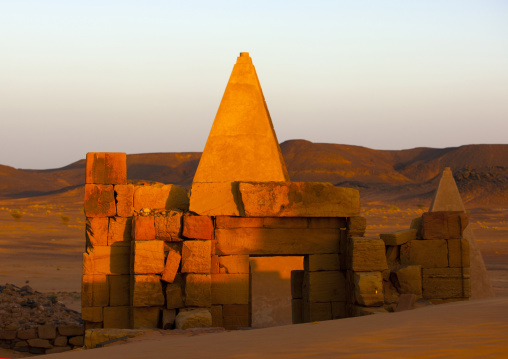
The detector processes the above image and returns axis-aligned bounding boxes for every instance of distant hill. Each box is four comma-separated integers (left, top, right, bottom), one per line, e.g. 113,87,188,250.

1,141,507,207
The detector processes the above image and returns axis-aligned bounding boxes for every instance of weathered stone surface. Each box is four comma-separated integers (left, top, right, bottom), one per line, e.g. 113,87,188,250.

84,328,147,349
390,265,422,296
84,184,116,217
222,304,250,330
211,305,223,327
239,182,360,217
132,240,165,274
0,329,16,340
291,270,304,299
395,293,419,312
166,281,184,309
132,307,160,329
28,338,53,349
421,211,468,240
211,274,249,305
114,184,134,217
82,274,109,307
69,336,84,346
81,307,103,322
380,229,417,246
185,274,212,307
263,217,308,228
385,246,400,268
134,184,189,211
331,301,347,319
107,217,132,245
131,275,165,307
181,240,211,273
216,228,341,255
423,267,471,299
131,216,155,241
348,216,367,237
54,336,68,347
83,246,130,275
218,255,249,274
86,152,127,185
109,275,130,306
102,306,130,329
309,217,347,229
155,211,183,241
86,217,109,247
58,326,84,336
383,279,400,304
189,182,241,216
353,272,384,306
161,249,181,283
175,308,212,330
162,309,177,329
348,237,388,271
17,329,36,340
303,271,346,302
38,324,56,340
400,239,448,268
192,53,289,184
292,299,303,324
448,237,470,268
182,214,213,240
304,254,340,271
303,301,332,322
216,216,263,228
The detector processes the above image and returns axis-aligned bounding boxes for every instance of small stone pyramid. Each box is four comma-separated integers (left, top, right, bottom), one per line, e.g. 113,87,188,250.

192,52,289,184
430,167,495,299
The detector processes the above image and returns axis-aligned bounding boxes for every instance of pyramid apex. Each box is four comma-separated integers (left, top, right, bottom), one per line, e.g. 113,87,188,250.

430,167,465,212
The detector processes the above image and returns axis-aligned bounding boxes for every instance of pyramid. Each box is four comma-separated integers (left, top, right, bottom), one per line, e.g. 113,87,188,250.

192,52,289,184
430,167,495,299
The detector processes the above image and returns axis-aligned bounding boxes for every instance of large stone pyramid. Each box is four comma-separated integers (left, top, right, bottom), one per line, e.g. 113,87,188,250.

430,167,495,299
192,52,289,184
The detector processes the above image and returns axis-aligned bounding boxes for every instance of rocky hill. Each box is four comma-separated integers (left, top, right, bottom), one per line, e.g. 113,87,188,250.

1,141,507,207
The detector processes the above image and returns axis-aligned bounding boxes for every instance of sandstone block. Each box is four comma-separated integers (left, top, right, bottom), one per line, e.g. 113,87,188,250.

132,240,165,274
304,254,340,271
84,328,147,349
332,301,347,319
303,301,332,322
155,210,183,241
292,299,303,324
182,240,211,273
353,272,384,306
348,237,388,271
0,329,16,340
348,216,367,237
239,182,360,217
211,273,249,305
291,270,304,299
58,326,84,336
114,184,134,217
132,307,160,329
86,217,109,247
448,237,470,268
400,239,448,268
54,336,68,347
107,217,132,245
383,280,400,304
109,275,130,306
390,265,422,296
162,309,177,329
84,184,116,217
380,229,416,246
161,249,181,283
185,274,212,307
82,246,130,275
189,182,241,216
132,216,155,241
134,184,189,211
84,321,103,331
81,307,103,322
86,152,126,185
421,211,468,240
82,274,109,307
211,254,220,274
423,267,471,299
28,338,53,349
303,271,346,302
223,304,250,330
38,324,56,340
216,228,341,255
166,282,184,309
175,308,212,330
211,305,223,327
215,216,263,228
131,275,165,307
17,329,36,340
410,216,423,239
395,293,418,312
182,214,213,240
218,255,249,274
263,217,308,228
69,336,84,346
308,217,347,229
386,246,400,268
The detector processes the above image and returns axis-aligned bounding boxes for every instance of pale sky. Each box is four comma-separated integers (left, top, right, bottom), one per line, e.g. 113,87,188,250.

1,1,507,169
